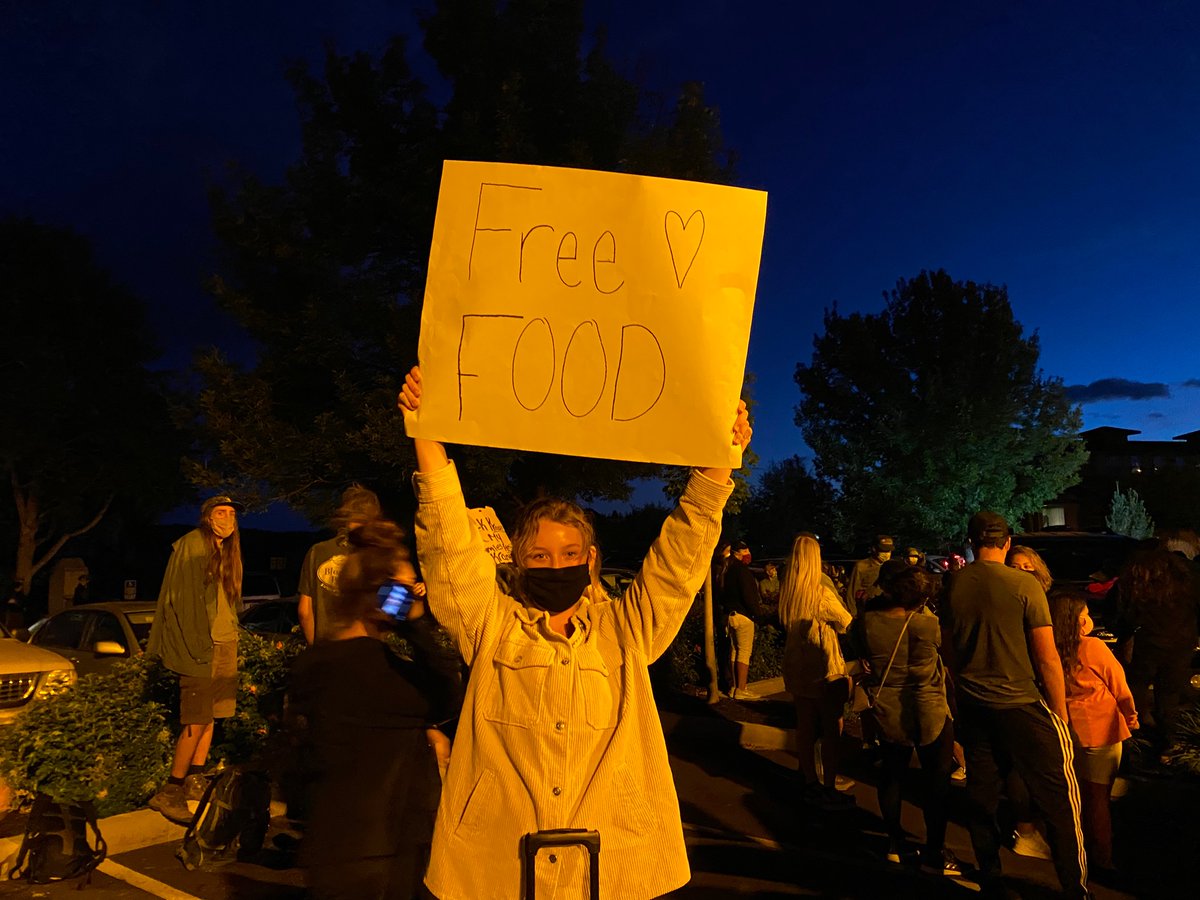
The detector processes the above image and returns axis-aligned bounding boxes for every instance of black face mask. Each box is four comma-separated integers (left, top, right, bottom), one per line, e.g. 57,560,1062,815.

522,564,591,614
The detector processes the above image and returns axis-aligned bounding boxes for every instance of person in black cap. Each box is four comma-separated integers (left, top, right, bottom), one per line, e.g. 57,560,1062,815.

720,540,770,699
147,494,245,823
844,534,894,616
942,511,1088,898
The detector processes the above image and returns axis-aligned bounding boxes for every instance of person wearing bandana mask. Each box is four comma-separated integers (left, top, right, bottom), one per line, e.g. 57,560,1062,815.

147,495,244,824
398,365,752,900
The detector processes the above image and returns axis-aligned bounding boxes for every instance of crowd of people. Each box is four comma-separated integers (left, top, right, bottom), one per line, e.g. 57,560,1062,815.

138,367,1200,898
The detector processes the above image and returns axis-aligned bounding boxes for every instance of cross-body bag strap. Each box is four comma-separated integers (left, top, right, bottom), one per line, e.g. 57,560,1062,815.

860,612,915,705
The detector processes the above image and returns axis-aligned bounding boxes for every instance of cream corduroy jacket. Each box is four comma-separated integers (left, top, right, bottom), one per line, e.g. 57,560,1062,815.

414,462,730,900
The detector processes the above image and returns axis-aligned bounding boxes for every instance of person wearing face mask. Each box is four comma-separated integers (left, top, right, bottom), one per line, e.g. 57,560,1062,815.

397,365,751,900
147,495,245,824
844,534,894,616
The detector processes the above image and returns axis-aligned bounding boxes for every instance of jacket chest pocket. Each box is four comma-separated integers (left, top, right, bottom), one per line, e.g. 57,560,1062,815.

485,641,555,728
579,647,620,731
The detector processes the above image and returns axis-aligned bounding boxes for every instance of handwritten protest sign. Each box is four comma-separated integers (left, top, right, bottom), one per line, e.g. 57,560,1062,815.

405,161,767,467
469,506,513,565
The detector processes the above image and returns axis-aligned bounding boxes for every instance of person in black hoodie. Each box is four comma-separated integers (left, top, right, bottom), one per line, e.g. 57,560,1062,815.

288,519,463,899
721,540,770,700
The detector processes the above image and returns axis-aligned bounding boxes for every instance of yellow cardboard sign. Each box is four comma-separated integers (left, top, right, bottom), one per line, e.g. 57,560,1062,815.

468,506,513,565
406,160,767,467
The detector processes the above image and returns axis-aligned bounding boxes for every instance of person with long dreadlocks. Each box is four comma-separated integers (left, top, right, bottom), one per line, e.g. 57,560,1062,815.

147,495,245,823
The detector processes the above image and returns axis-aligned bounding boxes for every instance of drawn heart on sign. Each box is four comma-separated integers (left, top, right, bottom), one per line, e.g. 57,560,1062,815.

664,209,705,288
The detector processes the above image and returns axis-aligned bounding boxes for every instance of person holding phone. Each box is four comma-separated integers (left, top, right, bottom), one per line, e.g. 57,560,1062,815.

397,365,750,900
288,519,463,899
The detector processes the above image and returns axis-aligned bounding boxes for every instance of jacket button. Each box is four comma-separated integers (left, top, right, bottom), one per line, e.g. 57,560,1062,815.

549,854,558,864
555,721,565,731
552,786,562,796
560,657,569,665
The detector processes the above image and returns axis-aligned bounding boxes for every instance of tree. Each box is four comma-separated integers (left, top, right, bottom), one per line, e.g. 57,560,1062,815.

1106,484,1155,539
739,456,836,554
1,219,185,592
794,270,1087,548
195,0,740,519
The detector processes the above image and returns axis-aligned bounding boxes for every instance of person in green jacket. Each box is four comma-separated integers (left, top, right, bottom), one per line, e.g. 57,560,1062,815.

147,495,244,823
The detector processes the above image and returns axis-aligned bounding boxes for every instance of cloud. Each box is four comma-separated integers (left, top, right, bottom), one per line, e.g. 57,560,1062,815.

1184,379,1200,389
1065,378,1170,403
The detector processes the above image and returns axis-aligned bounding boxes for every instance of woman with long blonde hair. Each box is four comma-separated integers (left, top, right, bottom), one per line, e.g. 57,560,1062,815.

779,534,854,810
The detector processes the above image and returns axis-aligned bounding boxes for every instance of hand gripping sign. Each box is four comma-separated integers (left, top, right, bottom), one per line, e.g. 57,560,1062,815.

406,161,767,468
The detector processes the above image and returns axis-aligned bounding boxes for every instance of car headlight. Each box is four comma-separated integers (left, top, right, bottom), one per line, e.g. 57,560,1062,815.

35,668,77,700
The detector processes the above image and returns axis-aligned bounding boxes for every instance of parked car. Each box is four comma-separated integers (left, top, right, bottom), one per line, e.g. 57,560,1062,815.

241,572,284,604
599,567,637,600
27,601,156,678
0,622,77,724
239,597,301,641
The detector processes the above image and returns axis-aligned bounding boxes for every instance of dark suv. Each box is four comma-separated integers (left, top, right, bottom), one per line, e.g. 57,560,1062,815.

1009,531,1140,629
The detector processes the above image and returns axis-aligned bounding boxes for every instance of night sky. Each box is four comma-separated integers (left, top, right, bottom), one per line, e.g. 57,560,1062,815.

5,1,1199,523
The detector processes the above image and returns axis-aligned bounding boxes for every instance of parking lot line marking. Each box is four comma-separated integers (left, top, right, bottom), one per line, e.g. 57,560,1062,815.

97,859,203,900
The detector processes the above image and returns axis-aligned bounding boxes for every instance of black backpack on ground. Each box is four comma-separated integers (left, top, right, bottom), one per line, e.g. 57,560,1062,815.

8,792,107,884
176,767,271,871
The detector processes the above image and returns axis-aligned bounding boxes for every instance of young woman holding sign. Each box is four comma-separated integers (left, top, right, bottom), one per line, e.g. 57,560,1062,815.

397,365,750,900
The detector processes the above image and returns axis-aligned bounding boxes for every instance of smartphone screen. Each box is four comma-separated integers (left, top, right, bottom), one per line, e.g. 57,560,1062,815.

376,581,415,621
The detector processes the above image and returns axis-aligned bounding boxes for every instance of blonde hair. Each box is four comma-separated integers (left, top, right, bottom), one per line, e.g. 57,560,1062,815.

1007,545,1052,592
200,511,243,604
777,535,824,628
509,497,600,595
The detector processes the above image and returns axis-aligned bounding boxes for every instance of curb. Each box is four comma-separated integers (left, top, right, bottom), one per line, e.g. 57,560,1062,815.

0,799,288,878
660,676,795,752
0,809,186,877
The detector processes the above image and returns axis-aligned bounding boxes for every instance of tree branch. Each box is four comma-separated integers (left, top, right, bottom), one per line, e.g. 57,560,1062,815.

30,495,114,578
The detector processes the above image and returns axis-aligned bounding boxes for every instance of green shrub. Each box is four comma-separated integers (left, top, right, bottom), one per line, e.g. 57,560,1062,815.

0,655,172,817
211,631,305,765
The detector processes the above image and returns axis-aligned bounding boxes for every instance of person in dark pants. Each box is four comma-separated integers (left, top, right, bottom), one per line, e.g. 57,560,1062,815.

290,519,463,899
942,511,1088,899
1113,542,1200,763
854,562,961,876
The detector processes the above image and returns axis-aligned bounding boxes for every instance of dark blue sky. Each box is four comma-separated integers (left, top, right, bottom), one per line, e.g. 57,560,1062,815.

5,0,1198,524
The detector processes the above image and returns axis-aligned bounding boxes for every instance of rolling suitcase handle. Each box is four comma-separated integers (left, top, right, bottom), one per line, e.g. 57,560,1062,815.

522,828,600,899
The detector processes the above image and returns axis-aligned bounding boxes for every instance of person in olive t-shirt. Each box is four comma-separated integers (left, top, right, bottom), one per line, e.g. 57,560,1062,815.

942,511,1088,899
298,485,381,644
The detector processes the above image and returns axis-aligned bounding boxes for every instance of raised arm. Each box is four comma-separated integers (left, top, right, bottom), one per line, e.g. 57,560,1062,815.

610,401,749,660
399,366,502,663
398,366,450,475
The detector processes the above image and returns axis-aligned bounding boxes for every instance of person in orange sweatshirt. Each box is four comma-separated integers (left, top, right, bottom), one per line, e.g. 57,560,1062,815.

1050,588,1138,872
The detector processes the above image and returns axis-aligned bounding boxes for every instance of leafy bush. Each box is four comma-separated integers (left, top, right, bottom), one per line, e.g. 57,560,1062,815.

0,631,306,816
0,655,172,816
658,606,786,690
211,632,305,764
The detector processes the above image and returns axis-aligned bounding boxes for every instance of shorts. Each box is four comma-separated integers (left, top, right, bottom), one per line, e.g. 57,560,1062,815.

180,640,238,725
1074,741,1122,784
727,611,756,664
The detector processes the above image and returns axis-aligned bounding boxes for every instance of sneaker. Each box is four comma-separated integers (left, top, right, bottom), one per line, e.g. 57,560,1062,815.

731,687,764,701
950,765,967,784
834,774,856,791
183,773,210,802
922,848,964,877
1011,829,1052,860
149,784,192,824
819,786,856,811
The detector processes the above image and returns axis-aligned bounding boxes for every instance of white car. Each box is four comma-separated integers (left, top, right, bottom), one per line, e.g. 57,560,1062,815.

0,621,77,725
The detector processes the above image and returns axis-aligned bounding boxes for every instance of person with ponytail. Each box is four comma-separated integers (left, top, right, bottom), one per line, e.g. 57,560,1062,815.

1050,588,1137,873
289,518,463,899
397,365,751,900
147,495,245,824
